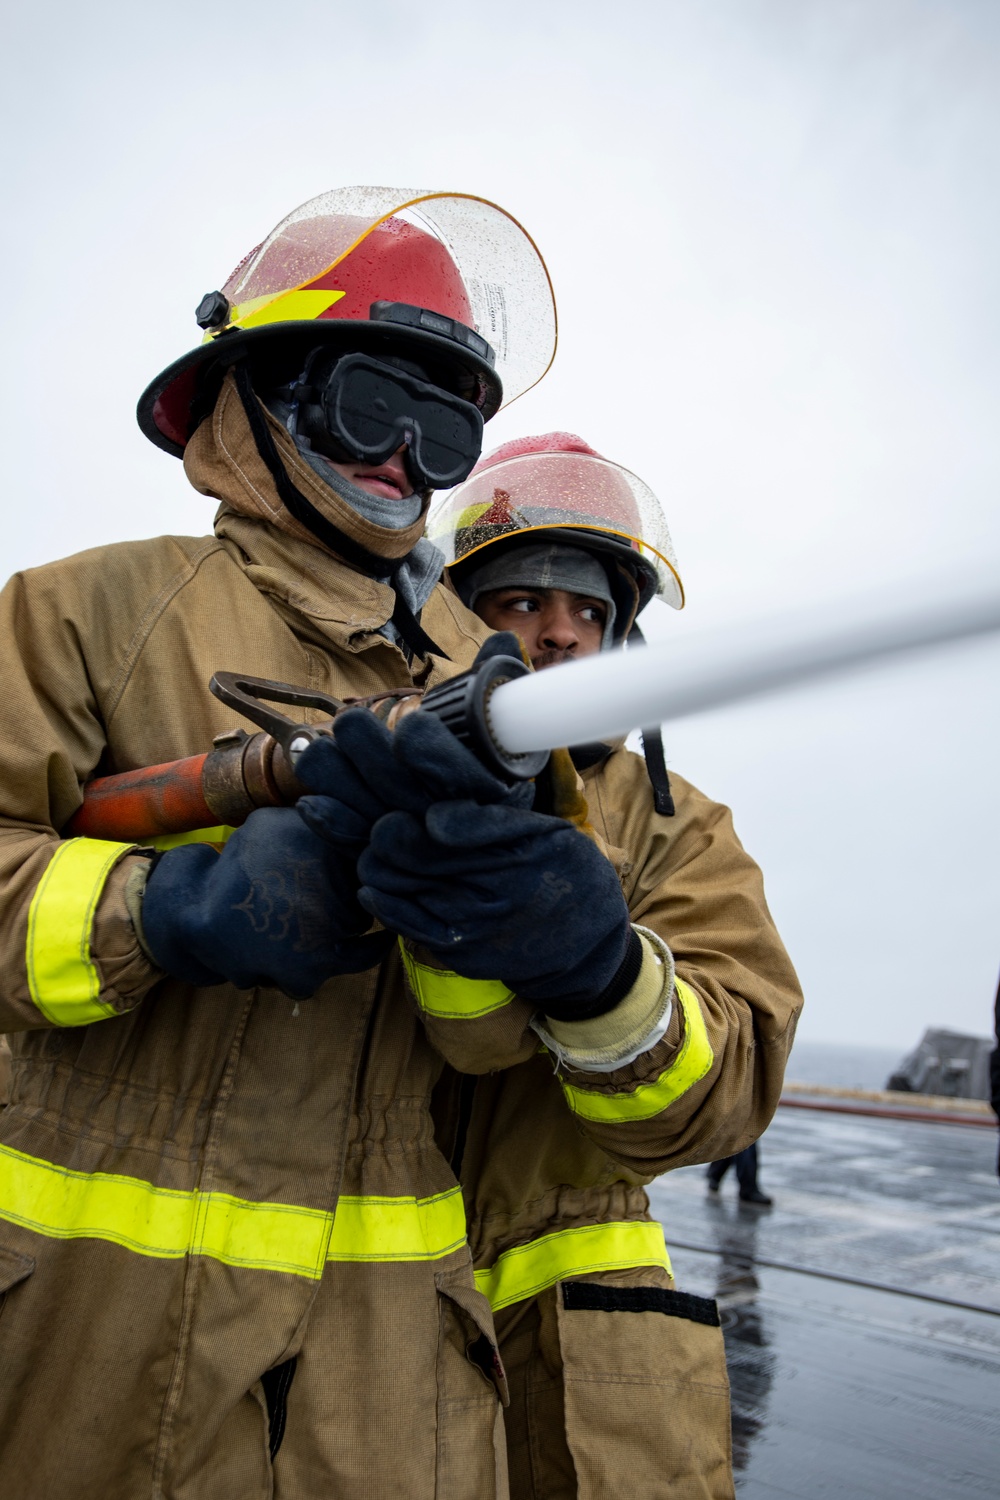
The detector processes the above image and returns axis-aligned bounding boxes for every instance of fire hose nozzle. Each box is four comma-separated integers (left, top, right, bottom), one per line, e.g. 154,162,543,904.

65,656,550,843
418,655,549,783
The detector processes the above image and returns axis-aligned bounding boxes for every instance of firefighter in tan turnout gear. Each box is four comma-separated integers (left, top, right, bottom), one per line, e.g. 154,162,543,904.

0,188,556,1498
298,432,803,1498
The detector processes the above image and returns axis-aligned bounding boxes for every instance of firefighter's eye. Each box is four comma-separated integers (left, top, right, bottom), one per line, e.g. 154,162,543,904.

506,596,541,613
579,603,606,625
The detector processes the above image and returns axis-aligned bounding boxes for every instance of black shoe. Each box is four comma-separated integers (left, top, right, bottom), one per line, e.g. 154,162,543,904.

706,1178,721,1194
739,1188,773,1207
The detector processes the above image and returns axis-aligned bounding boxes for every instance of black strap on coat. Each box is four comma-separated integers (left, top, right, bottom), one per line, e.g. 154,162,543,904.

261,1356,297,1459
389,588,450,662
628,622,675,816
449,1073,478,1177
639,725,675,816
233,360,448,662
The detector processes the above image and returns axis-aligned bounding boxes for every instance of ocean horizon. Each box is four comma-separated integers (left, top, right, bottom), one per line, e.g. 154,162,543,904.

784,1039,910,1092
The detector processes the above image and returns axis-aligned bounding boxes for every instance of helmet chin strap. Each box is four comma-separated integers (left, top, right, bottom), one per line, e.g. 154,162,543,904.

627,621,675,817
233,360,447,662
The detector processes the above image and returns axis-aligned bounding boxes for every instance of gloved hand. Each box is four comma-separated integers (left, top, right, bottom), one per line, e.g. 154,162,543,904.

140,805,392,997
356,801,642,1022
294,632,534,855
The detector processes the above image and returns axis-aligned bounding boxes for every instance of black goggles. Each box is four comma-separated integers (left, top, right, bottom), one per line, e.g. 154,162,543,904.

293,352,484,490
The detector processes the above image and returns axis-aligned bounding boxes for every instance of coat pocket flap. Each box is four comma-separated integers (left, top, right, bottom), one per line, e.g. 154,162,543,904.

435,1270,509,1405
554,1276,734,1496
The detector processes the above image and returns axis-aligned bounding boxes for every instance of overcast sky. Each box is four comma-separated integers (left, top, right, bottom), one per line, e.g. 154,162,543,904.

2,0,997,1052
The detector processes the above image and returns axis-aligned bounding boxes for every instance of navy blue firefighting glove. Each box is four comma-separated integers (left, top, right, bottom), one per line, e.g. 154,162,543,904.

294,633,535,856
356,802,642,1022
140,805,392,997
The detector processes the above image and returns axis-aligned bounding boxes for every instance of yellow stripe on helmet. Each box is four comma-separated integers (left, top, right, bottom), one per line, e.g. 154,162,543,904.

201,288,348,343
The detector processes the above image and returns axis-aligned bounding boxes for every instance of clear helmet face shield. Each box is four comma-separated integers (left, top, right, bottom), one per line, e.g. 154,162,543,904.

217,187,557,410
429,449,685,610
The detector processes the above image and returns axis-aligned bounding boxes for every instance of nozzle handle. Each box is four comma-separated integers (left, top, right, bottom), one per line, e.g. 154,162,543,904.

209,672,345,764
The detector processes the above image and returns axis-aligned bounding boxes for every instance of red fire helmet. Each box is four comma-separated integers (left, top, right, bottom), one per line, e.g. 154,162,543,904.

138,187,557,458
430,432,684,612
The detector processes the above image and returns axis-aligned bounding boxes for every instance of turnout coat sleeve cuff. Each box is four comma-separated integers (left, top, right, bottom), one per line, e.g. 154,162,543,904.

37,844,162,1025
94,854,165,1009
399,939,540,1074
2,838,162,1033
531,927,674,1073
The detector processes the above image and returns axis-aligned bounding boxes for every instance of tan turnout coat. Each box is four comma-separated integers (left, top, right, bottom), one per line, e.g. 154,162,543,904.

0,407,509,1497
0,390,802,1499
410,739,803,1500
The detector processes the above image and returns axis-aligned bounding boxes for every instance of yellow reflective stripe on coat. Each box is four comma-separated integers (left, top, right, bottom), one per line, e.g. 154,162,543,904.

475,1220,672,1311
26,838,134,1025
399,941,515,1019
0,1145,466,1277
559,978,714,1123
327,1189,466,1262
148,826,236,852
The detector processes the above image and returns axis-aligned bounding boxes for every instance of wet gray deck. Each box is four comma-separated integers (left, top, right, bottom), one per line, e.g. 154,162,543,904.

647,1107,1000,1496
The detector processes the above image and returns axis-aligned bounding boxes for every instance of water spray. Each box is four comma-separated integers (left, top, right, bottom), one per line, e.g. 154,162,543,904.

67,582,1000,843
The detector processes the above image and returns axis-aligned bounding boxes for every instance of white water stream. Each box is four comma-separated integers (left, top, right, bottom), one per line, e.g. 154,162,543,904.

486,583,1000,755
